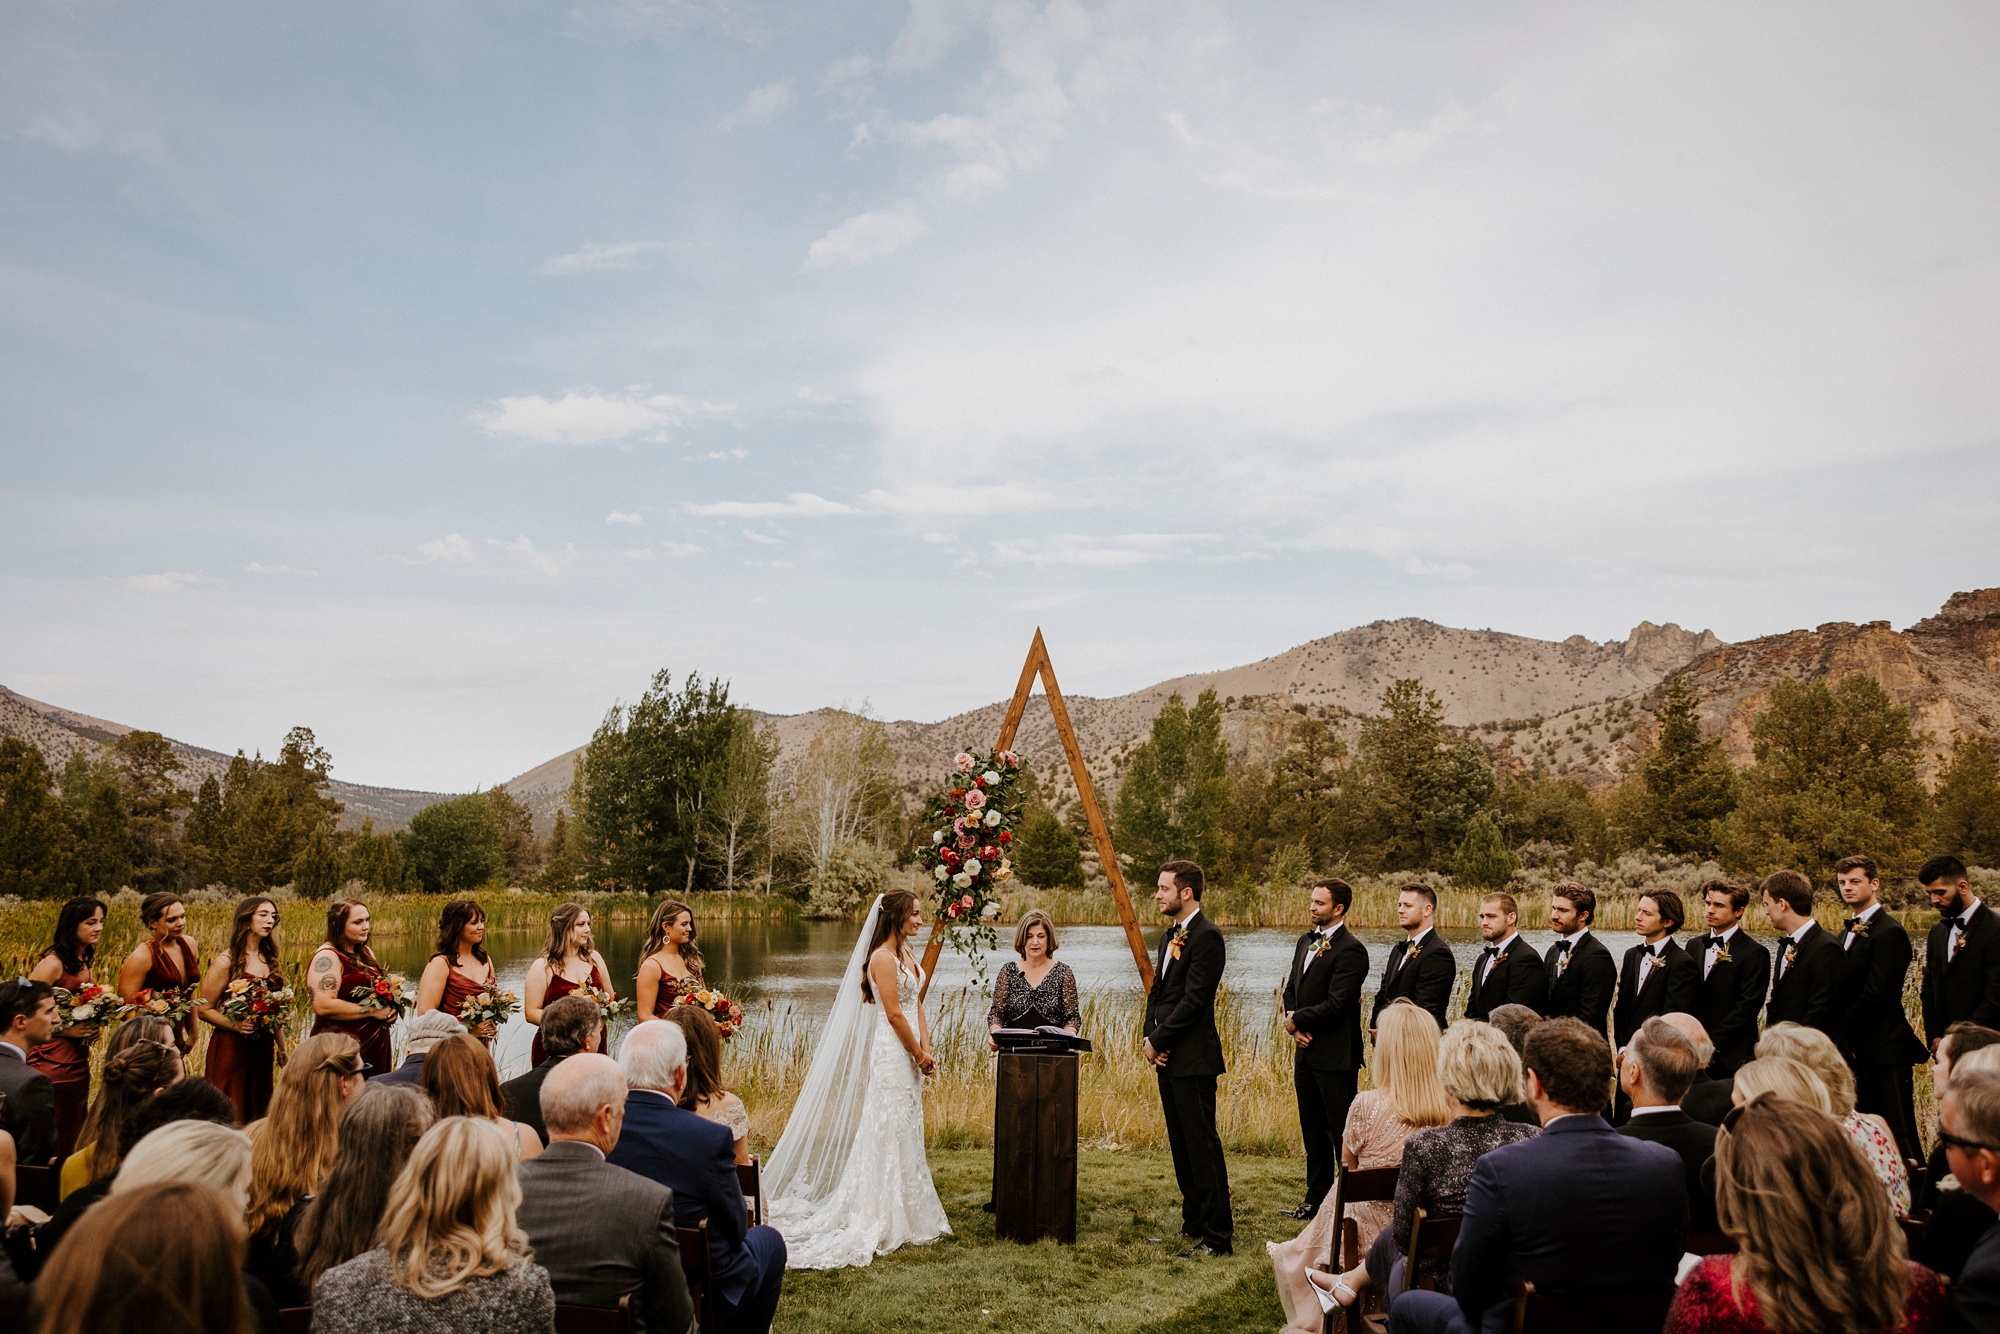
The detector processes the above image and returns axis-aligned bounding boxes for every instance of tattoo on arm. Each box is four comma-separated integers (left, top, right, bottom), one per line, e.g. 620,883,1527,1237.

313,953,338,994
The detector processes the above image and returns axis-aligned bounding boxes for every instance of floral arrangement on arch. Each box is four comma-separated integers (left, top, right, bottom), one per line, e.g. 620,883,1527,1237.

916,747,1025,973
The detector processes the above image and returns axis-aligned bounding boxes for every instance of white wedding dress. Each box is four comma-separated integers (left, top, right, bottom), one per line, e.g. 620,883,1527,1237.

765,899,952,1269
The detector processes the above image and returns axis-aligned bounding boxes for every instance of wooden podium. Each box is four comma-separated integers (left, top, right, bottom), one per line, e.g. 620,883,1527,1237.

993,1049,1080,1244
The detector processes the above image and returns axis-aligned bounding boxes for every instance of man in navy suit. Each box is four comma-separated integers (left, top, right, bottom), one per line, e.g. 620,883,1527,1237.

1387,1017,1687,1334
375,1009,465,1088
608,1020,787,1334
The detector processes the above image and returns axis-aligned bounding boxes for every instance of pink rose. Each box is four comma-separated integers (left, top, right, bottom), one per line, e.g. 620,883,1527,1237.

963,789,987,810
1000,750,1019,767
954,753,975,772
960,894,974,908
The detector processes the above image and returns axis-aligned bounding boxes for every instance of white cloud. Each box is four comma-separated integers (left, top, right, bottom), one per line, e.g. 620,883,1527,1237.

488,536,574,577
245,563,320,577
472,391,689,446
923,532,949,544
124,571,207,593
606,511,644,526
990,533,1218,569
856,484,1080,515
540,241,670,275
398,534,476,565
742,529,785,545
659,541,704,558
683,492,858,518
803,207,926,270
721,80,792,129
702,449,748,460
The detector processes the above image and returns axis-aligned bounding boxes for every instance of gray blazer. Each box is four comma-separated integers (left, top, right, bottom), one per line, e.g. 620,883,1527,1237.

515,1141,696,1334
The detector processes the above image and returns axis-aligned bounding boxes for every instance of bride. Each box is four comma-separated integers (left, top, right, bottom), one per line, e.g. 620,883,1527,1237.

765,889,953,1269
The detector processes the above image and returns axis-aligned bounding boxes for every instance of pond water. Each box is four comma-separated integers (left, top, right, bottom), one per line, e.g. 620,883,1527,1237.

371,918,1769,1079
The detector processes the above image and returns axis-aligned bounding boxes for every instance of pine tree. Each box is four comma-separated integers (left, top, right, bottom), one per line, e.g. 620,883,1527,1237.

1348,679,1493,871
1113,688,1230,877
1640,676,1737,856
112,731,190,893
1454,811,1519,890
1932,735,2000,868
536,808,581,894
1267,718,1347,869
342,818,409,895
486,786,541,885
183,775,227,887
1013,806,1085,889
0,738,73,898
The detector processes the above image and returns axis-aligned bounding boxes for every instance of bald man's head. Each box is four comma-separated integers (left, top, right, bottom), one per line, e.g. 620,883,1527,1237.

1660,1012,1714,1069
541,1051,627,1146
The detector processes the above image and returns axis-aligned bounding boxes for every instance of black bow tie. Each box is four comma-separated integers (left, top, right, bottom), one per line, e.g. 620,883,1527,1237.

1481,944,1499,956
1550,939,1572,954
1843,917,1860,932
1641,945,1661,959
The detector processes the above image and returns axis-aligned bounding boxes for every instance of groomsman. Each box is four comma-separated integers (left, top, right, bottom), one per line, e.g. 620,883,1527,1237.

1613,890,1699,1049
1370,884,1456,1036
1833,854,1927,1160
1919,854,2000,1050
1761,870,1843,1037
1279,878,1371,1220
1542,884,1616,1036
1688,878,1773,1078
1143,860,1233,1257
1464,892,1547,1021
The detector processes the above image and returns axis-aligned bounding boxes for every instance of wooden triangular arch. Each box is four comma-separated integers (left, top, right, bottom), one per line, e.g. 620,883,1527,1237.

921,628,1155,998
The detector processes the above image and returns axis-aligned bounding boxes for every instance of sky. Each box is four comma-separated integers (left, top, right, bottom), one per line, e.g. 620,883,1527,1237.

2,0,1997,793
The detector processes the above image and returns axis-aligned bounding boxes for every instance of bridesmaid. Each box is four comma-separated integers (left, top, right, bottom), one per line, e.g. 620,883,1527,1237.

524,902,611,1066
417,899,499,1044
635,899,703,1019
308,899,397,1077
27,896,108,1155
116,891,202,1053
198,896,285,1123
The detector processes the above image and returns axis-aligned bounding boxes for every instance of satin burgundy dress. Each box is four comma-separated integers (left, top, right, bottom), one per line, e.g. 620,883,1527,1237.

27,963,94,1155
531,961,609,1066
204,964,278,1124
649,964,702,1018
142,936,201,1053
310,949,394,1076
436,958,496,1045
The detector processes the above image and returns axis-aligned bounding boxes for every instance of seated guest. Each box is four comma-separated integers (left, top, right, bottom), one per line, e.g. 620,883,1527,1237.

1757,1021,1910,1216
669,1003,751,1163
517,1053,697,1334
375,1009,465,1088
1485,1004,1541,1126
0,978,58,1165
294,1084,435,1296
245,1032,366,1307
1731,1055,1831,1114
610,1019,787,1334
1387,1016,1687,1334
33,1181,256,1334
1939,1067,2000,1333
1619,1017,1719,1231
1662,1012,1735,1126
1271,999,1452,1334
311,1116,555,1333
1916,1023,2000,1219
423,1035,543,1160
501,995,599,1147
67,1038,179,1193
109,1120,279,1333
1311,1020,1538,1312
1667,1096,1947,1333
59,1015,178,1198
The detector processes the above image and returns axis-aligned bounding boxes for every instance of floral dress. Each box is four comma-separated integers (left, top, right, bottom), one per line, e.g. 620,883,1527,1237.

1847,1110,1913,1217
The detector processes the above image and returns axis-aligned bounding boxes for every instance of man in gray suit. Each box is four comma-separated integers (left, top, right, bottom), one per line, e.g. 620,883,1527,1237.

515,1052,696,1334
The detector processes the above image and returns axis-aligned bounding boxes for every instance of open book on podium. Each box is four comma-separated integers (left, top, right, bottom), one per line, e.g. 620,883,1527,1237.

991,1026,1092,1054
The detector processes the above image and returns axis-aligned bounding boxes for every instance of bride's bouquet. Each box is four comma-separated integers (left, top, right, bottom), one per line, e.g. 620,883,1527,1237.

671,987,746,1040
457,986,519,1030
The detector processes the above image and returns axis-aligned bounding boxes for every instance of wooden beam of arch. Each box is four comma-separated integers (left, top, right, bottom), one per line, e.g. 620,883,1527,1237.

921,628,1155,999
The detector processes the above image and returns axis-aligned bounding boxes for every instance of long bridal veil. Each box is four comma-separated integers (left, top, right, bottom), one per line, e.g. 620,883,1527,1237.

763,894,885,1212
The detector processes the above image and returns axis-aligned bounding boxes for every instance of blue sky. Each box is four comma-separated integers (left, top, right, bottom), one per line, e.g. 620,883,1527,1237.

3,0,1997,792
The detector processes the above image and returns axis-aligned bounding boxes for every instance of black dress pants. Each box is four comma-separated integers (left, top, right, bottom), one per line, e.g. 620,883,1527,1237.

1294,1058,1359,1209
1854,1062,1922,1163
1158,1071,1233,1248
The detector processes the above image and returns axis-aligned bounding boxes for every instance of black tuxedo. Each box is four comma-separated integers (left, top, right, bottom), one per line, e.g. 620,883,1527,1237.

1687,928,1773,1077
1463,935,1548,1022
1283,924,1370,1210
1922,901,2000,1047
1619,1110,1718,1231
1144,911,1231,1248
1542,932,1616,1036
1765,921,1843,1038
1838,907,1928,1160
1614,938,1700,1048
1371,930,1456,1034
1681,1072,1735,1127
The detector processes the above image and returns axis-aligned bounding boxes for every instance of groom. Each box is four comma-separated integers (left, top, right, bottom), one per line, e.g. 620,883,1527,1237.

1144,859,1232,1257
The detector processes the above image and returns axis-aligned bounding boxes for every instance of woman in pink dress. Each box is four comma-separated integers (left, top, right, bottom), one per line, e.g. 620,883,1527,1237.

634,899,703,1020
27,896,108,1155
116,891,202,1054
524,902,612,1066
198,896,286,1124
417,899,499,1045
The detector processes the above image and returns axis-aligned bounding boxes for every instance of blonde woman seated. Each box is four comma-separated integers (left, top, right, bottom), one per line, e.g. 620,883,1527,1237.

1268,999,1451,1334
310,1116,556,1334
1755,1022,1911,1217
1308,1020,1539,1312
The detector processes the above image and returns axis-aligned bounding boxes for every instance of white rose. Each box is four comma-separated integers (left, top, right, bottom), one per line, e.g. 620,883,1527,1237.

932,830,944,844
984,809,1002,827
981,902,1000,919
953,871,973,888
74,1005,95,1020
982,770,1001,785
964,858,982,875
934,865,949,881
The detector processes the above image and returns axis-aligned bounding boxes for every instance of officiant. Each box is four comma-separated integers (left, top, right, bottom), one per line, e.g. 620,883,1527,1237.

986,910,1082,1045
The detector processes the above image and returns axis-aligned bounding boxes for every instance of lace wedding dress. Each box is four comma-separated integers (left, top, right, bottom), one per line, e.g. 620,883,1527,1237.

765,899,952,1269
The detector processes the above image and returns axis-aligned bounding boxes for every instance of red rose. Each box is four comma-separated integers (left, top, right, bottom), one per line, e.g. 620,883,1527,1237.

941,849,961,866
981,845,998,860
998,830,1012,845
973,776,985,788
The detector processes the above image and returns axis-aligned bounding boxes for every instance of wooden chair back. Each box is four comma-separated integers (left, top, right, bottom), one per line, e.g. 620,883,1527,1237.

13,1163,59,1212
1322,1165,1398,1334
737,1156,763,1226
677,1218,714,1332
554,1292,637,1334
1684,1229,1737,1255
1406,1207,1462,1292
1509,1279,1674,1333
279,1309,313,1334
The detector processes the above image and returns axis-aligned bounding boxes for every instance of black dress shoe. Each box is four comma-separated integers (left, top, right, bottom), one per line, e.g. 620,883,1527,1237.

1276,1201,1317,1220
1175,1241,1232,1258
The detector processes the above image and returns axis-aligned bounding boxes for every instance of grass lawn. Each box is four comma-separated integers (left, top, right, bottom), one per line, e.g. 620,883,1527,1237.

775,1150,1303,1334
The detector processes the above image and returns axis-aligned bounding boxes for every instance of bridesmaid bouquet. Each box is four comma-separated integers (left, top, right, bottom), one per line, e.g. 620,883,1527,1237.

348,972,415,1016
575,985,628,1021
51,983,113,1027
671,987,746,1040
219,975,294,1035
118,986,197,1025
458,986,519,1029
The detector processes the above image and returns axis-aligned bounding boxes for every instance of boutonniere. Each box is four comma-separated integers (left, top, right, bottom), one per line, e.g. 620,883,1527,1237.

1713,942,1733,966
1403,940,1422,963
1491,951,1509,967
1310,934,1334,959
1168,926,1188,962
1852,919,1872,939
1782,943,1798,971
